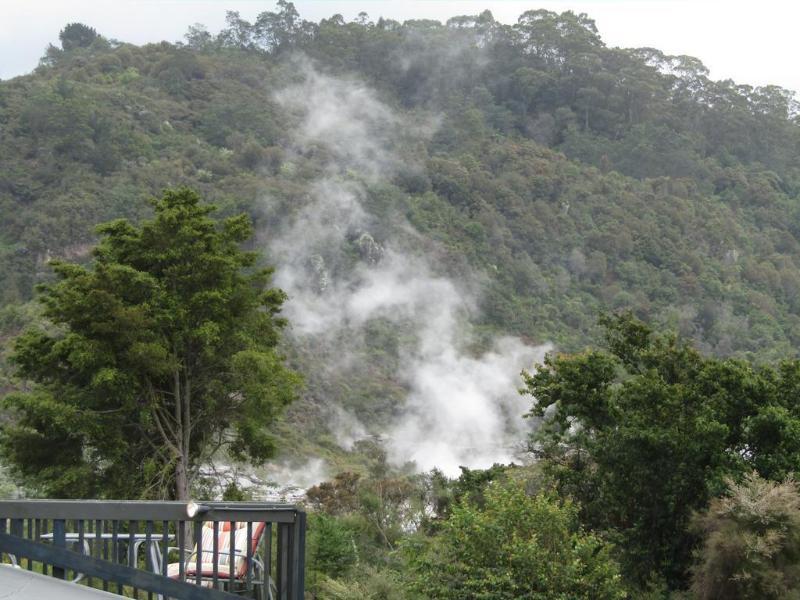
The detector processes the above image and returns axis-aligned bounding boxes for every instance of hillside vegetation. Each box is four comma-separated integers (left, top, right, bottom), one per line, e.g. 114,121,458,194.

2,6,800,361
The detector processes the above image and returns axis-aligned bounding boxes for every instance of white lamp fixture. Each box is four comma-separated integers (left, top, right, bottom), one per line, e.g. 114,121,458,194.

186,501,211,519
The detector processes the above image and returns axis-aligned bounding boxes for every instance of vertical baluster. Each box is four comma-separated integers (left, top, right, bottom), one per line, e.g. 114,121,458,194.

53,519,66,579
10,518,23,537
37,519,47,576
43,519,50,576
2,517,15,569
10,517,23,570
246,521,253,593
101,520,109,592
162,520,169,579
0,518,5,567
86,520,94,588
277,523,288,600
77,519,85,585
265,522,272,598
212,520,219,589
129,519,139,598
95,520,102,587
26,518,33,571
161,520,170,600
178,520,186,582
112,520,121,595
295,512,306,600
145,520,153,600
286,519,295,600
194,519,202,586
229,520,236,591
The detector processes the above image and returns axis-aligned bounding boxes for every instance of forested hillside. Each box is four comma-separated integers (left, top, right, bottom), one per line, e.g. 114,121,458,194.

3,6,800,362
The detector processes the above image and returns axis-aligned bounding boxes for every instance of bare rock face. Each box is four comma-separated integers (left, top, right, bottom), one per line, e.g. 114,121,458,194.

302,234,381,298
356,232,383,265
308,254,329,293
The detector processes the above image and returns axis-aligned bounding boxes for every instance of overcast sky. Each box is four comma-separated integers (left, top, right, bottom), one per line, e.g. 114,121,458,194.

1,1,797,93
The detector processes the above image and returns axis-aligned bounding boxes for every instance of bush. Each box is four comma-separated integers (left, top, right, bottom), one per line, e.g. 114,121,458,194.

691,472,800,600
404,480,627,599
317,566,407,600
306,512,359,593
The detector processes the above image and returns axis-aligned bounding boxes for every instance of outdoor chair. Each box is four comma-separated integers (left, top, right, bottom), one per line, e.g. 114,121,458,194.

167,521,273,599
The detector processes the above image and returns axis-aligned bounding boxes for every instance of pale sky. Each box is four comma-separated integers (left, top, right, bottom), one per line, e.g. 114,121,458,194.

1,1,797,93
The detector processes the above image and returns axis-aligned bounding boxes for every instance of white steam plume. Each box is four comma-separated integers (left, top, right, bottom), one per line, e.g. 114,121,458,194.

273,62,405,179
269,61,550,477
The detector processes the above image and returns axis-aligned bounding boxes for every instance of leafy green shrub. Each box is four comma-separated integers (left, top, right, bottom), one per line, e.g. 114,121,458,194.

317,566,407,600
307,513,359,578
691,472,800,600
404,480,627,599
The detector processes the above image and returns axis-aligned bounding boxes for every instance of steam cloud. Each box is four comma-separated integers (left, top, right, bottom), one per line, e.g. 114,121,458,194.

268,61,550,477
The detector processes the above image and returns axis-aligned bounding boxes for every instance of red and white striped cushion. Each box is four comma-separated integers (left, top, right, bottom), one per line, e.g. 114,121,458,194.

168,521,265,580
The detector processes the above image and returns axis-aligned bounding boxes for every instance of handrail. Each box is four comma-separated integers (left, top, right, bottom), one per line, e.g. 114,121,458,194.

0,500,299,522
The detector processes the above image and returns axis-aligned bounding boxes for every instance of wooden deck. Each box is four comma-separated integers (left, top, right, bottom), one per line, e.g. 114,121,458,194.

0,565,122,598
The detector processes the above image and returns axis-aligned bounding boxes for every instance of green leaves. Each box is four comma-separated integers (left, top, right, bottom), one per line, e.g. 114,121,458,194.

1,188,299,499
524,314,800,589
405,480,627,599
59,23,100,51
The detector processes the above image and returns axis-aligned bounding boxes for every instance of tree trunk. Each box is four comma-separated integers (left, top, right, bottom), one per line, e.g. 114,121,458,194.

175,456,190,502
181,373,191,500
173,366,190,502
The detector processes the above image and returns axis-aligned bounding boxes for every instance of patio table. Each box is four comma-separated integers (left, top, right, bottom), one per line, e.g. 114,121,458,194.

41,531,175,581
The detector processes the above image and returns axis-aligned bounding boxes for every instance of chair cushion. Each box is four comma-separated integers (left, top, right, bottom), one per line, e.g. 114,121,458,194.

167,561,238,579
169,520,266,580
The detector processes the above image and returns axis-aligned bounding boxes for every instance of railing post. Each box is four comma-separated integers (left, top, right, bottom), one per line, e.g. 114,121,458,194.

265,522,272,588
287,519,295,600
0,517,5,566
194,519,203,586
276,522,290,600
292,511,306,600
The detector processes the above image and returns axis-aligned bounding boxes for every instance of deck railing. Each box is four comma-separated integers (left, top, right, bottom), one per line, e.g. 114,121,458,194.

0,500,306,600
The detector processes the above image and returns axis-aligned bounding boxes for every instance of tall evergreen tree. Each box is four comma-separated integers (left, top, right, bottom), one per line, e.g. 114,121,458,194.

59,23,99,51
1,188,300,500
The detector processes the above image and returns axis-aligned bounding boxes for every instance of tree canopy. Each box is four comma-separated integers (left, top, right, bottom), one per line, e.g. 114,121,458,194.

524,313,800,588
59,23,100,51
1,188,299,499
404,479,627,599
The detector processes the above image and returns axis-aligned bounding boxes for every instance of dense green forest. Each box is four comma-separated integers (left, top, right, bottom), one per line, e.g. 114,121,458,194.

3,5,800,358
4,4,800,597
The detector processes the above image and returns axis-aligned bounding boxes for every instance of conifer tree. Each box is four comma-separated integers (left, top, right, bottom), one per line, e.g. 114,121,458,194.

2,188,300,500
